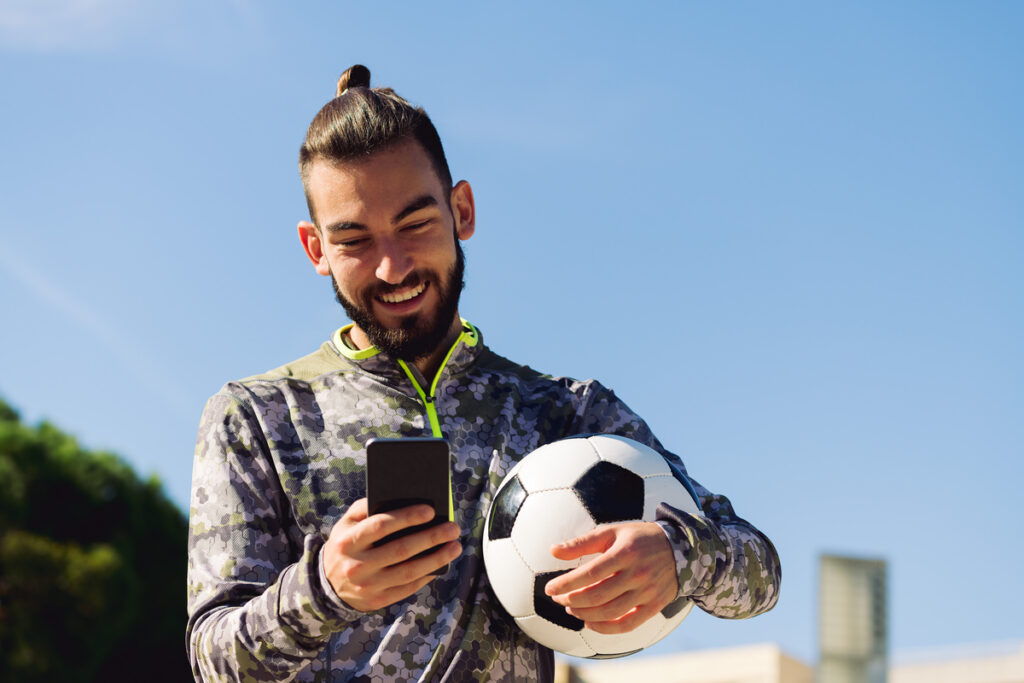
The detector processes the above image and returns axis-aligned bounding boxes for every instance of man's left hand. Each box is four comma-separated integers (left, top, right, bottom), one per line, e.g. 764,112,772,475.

543,522,678,634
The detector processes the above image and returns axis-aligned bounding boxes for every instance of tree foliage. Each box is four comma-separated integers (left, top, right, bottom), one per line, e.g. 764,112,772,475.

0,397,191,682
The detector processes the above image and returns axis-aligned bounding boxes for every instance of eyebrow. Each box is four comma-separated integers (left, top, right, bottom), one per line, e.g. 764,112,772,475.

323,194,439,234
393,195,438,224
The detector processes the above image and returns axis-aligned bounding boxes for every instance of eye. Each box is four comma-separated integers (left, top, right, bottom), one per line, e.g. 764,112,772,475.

402,220,431,233
338,237,369,250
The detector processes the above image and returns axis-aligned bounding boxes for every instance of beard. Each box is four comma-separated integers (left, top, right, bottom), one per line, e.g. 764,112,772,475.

332,241,466,361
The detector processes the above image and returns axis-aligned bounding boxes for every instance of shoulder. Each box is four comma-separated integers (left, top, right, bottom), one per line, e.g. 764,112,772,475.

474,346,612,405
201,341,354,420
240,341,350,383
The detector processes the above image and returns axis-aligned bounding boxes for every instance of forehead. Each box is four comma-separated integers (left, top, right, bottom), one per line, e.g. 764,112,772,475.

307,140,446,224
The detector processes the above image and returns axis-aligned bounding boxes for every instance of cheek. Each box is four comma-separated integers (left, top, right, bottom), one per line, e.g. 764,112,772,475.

327,261,365,297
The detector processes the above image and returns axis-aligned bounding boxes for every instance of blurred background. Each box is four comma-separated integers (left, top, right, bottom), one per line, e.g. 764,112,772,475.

1,1,1021,679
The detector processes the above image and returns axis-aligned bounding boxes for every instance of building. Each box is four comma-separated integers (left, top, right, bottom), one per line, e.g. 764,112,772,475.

557,641,1024,683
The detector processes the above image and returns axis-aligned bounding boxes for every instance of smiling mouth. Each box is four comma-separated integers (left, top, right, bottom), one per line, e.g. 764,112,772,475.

377,281,428,304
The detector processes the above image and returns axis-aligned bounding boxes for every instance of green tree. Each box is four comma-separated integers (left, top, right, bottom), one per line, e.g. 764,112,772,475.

0,397,191,682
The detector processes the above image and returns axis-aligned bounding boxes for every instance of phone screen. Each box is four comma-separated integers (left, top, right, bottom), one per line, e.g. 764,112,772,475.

365,437,452,573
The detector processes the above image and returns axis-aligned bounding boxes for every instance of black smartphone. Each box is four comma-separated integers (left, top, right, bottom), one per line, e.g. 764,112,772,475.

365,437,452,574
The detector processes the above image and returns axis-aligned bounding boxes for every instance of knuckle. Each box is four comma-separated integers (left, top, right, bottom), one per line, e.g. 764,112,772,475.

367,515,390,537
392,536,416,560
339,561,361,582
336,534,356,555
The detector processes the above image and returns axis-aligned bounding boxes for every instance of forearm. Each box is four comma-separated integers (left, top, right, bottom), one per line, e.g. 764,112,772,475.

188,535,356,682
657,505,781,619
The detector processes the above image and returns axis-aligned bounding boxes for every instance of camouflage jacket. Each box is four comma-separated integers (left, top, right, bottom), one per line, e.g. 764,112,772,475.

186,322,780,682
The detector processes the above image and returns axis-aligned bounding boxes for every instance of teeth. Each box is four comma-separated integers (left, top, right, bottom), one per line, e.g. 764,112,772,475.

379,282,426,303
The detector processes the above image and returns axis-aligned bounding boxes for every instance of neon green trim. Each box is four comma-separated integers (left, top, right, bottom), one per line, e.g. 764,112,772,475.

459,319,479,347
427,324,475,399
332,325,380,360
395,323,478,524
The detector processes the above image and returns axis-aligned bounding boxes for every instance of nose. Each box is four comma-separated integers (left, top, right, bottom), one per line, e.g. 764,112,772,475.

374,239,414,285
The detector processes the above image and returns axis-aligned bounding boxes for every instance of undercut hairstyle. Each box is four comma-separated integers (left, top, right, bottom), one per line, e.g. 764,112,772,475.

299,64,453,225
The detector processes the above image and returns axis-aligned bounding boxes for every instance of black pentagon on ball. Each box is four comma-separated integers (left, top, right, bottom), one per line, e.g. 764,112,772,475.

488,474,527,541
572,461,644,524
661,594,690,619
534,571,584,632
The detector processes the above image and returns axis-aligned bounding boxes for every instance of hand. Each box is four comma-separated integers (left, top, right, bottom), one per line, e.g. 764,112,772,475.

543,522,678,634
322,498,462,612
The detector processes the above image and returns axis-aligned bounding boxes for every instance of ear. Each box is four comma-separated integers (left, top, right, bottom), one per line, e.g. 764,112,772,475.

450,180,475,241
297,220,332,276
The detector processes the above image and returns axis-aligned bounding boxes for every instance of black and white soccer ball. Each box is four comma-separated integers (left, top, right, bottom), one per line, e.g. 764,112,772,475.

482,434,704,659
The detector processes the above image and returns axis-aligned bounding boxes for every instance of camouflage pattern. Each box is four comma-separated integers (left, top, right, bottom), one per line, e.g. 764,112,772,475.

187,323,780,682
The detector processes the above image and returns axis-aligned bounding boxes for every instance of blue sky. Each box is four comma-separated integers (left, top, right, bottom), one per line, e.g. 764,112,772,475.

1,0,1021,665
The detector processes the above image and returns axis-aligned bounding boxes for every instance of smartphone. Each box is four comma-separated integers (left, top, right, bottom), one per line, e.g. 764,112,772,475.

365,437,453,574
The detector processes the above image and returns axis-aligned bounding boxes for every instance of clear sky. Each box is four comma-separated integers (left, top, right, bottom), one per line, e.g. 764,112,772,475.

1,0,1021,666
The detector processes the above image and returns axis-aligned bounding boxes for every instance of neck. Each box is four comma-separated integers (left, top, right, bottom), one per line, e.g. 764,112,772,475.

411,316,464,379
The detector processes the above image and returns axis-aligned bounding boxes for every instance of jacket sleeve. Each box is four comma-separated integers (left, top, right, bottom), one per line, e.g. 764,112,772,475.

186,391,362,682
576,383,781,619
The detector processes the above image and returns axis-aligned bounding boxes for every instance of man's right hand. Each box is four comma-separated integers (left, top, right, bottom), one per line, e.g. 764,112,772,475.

322,498,462,612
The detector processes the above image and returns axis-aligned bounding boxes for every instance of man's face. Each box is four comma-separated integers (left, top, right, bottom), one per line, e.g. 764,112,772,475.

300,140,474,360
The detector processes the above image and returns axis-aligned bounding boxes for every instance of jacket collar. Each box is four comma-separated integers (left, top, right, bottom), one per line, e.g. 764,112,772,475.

329,319,482,387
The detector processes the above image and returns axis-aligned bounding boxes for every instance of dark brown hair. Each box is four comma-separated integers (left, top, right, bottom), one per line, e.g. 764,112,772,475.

298,65,453,224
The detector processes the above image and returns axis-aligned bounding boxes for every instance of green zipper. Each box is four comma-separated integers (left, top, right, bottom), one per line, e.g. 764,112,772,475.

395,323,478,523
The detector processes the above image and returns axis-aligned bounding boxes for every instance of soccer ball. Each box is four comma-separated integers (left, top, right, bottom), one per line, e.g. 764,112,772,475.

482,434,704,659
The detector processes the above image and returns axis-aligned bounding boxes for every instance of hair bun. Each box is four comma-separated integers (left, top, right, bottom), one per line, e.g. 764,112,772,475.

336,65,371,97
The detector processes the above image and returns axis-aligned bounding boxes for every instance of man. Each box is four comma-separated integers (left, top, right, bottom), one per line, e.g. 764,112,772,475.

186,65,780,682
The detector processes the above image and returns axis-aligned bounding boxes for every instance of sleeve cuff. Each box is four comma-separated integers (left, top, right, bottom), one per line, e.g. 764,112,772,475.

275,534,364,639
655,503,720,598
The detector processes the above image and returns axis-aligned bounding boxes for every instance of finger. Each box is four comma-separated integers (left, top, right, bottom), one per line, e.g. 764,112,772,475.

565,589,640,623
585,600,664,635
554,572,634,609
544,552,625,596
351,573,437,613
368,521,461,567
550,526,616,561
345,504,437,552
378,540,462,586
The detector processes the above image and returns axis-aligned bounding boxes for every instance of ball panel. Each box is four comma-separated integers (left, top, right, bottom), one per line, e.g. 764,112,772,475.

661,595,694,621
648,602,695,649
580,611,666,656
487,474,527,541
587,434,671,477
641,475,701,521
516,439,600,493
482,537,537,618
534,571,584,631
515,615,592,658
510,490,596,572
573,461,644,524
